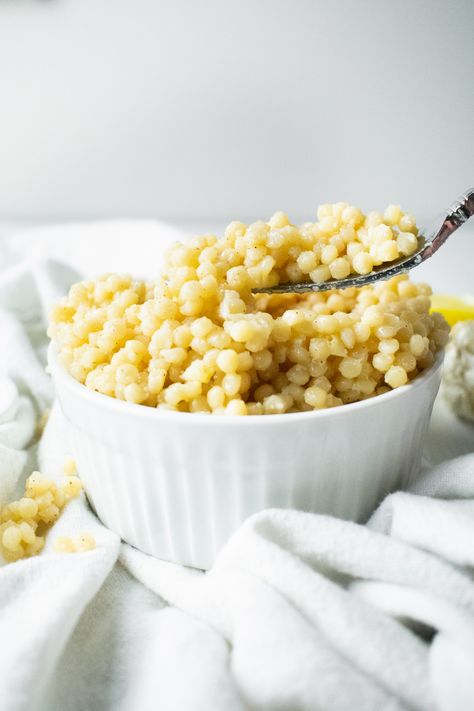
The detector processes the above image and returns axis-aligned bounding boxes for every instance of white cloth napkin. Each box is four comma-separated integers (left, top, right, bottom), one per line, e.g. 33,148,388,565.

0,221,473,711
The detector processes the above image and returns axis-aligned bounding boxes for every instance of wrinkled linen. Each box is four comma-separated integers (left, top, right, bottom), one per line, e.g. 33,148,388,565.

0,222,473,711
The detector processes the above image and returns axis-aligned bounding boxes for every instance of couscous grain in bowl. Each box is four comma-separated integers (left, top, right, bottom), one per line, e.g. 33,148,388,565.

48,204,448,567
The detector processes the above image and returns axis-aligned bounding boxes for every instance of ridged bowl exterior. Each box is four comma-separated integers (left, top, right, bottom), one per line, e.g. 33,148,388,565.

49,346,443,569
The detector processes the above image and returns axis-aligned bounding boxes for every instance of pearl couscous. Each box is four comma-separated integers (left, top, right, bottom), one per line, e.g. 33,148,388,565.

54,532,96,554
49,205,449,416
0,470,83,562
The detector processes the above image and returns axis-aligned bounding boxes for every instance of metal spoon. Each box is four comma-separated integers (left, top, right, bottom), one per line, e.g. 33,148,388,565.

253,187,474,295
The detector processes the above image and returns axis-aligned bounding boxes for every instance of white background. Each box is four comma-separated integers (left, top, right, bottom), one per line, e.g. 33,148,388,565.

0,0,473,224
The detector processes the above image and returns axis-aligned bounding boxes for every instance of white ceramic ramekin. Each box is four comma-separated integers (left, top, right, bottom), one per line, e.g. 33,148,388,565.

48,345,444,569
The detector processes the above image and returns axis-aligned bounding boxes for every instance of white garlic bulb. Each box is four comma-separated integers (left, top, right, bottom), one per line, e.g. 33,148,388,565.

442,320,474,421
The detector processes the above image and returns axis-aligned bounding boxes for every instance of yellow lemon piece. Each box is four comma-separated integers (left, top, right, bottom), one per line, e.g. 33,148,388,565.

431,294,474,327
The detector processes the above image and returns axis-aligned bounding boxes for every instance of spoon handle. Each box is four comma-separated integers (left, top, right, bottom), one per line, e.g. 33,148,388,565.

423,187,474,259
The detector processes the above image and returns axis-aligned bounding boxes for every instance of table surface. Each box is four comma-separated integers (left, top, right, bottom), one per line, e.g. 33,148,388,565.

0,219,473,296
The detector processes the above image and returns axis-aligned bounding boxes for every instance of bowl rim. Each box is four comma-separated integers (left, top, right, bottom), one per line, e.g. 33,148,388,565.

48,342,444,426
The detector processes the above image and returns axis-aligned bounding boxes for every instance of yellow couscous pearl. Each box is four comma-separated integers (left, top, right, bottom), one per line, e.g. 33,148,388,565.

372,353,394,373
225,399,248,416
409,334,426,357
339,358,363,379
304,386,327,408
352,252,374,275
329,257,351,280
216,349,239,374
75,533,97,552
385,365,408,388
2,525,22,552
63,457,77,476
